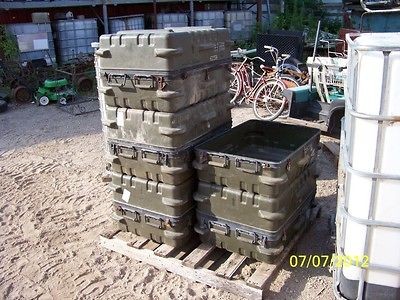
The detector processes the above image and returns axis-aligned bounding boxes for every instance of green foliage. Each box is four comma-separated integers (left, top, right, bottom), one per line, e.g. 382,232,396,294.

272,0,342,39
0,25,19,61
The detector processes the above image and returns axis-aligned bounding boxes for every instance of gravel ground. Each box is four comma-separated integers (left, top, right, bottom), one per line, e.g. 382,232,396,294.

0,103,338,299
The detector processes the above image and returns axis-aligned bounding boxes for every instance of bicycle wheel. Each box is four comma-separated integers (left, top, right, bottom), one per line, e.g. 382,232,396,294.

229,65,243,104
253,79,287,121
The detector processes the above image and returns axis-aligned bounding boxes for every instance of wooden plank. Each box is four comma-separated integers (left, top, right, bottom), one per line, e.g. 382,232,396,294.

100,236,262,300
154,243,176,258
201,248,227,270
99,227,120,239
182,243,216,269
174,240,200,260
247,228,305,289
142,240,161,251
216,253,247,279
128,236,149,249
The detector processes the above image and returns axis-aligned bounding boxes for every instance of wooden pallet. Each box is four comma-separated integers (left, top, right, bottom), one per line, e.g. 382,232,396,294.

100,206,320,300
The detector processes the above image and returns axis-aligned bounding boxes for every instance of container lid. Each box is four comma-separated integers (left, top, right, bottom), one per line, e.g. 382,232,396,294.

348,32,400,50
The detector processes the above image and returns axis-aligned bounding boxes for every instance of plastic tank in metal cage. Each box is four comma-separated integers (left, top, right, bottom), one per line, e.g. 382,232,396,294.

194,11,224,28
54,18,98,63
334,32,400,300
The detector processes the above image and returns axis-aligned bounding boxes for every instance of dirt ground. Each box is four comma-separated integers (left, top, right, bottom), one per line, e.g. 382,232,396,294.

0,103,338,300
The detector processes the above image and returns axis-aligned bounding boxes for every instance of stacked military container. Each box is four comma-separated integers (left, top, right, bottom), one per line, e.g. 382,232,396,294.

193,120,320,262
93,27,232,247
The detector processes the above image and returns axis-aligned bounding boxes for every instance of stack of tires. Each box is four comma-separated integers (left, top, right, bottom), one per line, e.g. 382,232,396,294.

93,27,233,247
193,120,320,262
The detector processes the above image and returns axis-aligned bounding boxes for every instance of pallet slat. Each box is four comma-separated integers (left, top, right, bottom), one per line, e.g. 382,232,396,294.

182,243,216,269
128,236,148,249
216,253,247,279
154,243,176,258
100,236,262,299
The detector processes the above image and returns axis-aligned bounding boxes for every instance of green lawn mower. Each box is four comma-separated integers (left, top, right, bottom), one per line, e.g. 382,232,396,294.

35,78,76,106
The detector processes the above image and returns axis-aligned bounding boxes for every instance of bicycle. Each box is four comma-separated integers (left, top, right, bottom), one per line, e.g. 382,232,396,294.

251,46,305,121
229,49,265,104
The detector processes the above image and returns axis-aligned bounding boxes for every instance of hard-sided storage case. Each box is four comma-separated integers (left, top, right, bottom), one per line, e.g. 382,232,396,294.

97,64,231,112
194,166,316,231
113,202,194,247
195,193,315,263
93,27,231,74
106,123,232,185
111,172,194,216
107,141,193,185
193,120,320,196
103,93,233,149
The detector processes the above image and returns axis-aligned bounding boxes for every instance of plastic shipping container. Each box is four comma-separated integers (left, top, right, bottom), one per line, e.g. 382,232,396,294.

93,27,231,75
103,93,233,149
194,120,320,197
97,64,231,112
110,172,194,216
106,123,230,185
113,202,194,247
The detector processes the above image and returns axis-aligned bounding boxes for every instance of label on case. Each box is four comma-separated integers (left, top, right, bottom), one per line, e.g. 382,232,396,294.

122,189,131,203
117,110,125,127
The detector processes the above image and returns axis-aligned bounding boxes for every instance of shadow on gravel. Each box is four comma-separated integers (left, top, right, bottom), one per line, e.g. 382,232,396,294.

0,104,102,152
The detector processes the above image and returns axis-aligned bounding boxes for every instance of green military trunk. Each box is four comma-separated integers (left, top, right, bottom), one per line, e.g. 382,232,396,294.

113,202,194,247
195,193,315,263
106,123,231,185
103,93,233,149
94,28,231,75
194,120,320,196
111,172,194,216
98,64,231,113
194,166,316,232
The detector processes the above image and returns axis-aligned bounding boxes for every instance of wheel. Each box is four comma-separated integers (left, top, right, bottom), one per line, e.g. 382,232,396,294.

229,65,243,104
76,76,93,93
39,95,50,106
252,79,287,121
12,85,31,103
0,100,8,113
59,97,67,105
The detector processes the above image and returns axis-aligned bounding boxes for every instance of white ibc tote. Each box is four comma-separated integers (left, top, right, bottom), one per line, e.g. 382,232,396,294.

335,32,400,299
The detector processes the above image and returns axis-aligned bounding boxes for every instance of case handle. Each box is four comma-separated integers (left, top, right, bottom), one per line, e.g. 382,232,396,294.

235,159,260,174
207,154,228,168
209,221,229,235
118,146,137,159
235,228,257,244
145,215,165,229
141,150,162,165
107,73,128,87
134,76,156,89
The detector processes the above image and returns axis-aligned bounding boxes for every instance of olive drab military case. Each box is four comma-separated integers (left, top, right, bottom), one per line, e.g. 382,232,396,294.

193,120,320,196
110,172,194,216
93,28,231,75
95,27,234,246
195,193,315,263
194,167,316,232
113,203,194,247
103,93,233,149
97,65,231,113
106,123,231,185
193,120,320,262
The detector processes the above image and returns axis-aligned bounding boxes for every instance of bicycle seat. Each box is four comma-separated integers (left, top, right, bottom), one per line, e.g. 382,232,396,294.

260,64,274,72
281,54,291,59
